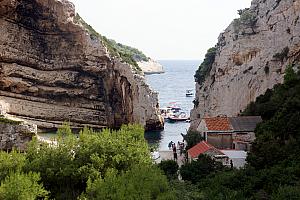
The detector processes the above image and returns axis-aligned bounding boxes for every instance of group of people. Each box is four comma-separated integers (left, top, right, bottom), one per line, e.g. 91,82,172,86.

168,140,185,161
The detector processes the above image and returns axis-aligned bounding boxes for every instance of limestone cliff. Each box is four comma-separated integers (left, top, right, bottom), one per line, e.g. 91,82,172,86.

137,59,164,75
190,0,300,130
0,0,163,131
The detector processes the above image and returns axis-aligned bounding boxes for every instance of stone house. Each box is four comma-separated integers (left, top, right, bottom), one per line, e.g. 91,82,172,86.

196,116,262,151
229,116,262,151
187,141,248,168
187,141,229,165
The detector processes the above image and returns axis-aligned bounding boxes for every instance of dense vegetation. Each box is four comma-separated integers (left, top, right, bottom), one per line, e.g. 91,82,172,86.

194,47,217,85
0,124,173,200
74,14,146,72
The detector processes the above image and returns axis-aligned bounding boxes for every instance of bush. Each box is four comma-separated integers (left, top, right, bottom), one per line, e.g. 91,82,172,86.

272,185,300,200
194,47,217,85
82,165,170,200
243,65,300,169
184,131,204,150
0,117,22,125
233,8,257,33
0,172,48,200
180,154,224,184
0,150,26,181
158,160,179,180
25,124,151,200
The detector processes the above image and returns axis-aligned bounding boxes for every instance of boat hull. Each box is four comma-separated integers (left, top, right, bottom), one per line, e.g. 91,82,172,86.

167,117,189,122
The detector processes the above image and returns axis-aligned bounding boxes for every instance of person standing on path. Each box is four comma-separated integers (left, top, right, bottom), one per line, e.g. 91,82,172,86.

172,144,176,153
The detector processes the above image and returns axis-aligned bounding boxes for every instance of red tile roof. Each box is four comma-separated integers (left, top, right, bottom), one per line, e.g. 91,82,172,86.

204,117,232,131
188,141,213,158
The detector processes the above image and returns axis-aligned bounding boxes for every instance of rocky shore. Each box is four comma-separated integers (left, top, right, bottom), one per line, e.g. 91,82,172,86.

138,59,165,75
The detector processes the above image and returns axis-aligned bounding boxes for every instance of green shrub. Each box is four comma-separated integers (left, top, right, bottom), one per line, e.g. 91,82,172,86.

82,165,170,200
184,131,204,150
180,154,224,184
0,172,48,200
0,150,26,181
233,8,257,33
25,124,151,199
272,185,300,200
194,47,217,85
158,160,179,180
0,117,22,125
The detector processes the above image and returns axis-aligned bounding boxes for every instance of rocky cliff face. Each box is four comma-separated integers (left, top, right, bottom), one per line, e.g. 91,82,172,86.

0,0,163,131
190,0,300,130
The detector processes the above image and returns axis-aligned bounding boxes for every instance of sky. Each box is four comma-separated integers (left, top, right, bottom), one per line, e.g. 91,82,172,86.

69,0,252,60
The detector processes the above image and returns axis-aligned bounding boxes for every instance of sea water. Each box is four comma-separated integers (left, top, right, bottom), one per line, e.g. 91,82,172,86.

144,60,200,151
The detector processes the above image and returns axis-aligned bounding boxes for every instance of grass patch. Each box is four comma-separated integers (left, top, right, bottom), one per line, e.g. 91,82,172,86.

0,117,22,125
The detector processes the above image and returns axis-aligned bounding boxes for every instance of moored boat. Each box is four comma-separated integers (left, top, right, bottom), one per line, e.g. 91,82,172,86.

167,112,189,122
160,102,183,119
186,89,193,97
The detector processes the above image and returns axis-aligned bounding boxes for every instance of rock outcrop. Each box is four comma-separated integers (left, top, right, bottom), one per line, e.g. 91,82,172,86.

0,0,163,131
0,101,37,151
190,0,300,130
0,121,37,151
137,59,164,75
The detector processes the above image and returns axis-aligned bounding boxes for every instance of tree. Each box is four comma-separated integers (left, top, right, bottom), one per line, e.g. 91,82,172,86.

284,64,298,86
25,124,151,200
0,172,48,200
194,47,217,85
180,154,224,184
158,160,179,180
272,185,300,200
82,165,170,200
0,150,26,181
184,131,204,150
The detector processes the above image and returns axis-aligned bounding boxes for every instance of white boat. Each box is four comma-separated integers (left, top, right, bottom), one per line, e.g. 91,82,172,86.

168,112,190,122
160,107,174,119
160,102,182,119
186,90,193,97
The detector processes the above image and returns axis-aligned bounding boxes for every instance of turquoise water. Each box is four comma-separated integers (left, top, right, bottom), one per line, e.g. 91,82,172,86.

145,60,200,151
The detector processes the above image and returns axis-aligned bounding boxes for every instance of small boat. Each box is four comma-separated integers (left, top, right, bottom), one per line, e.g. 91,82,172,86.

167,112,189,122
160,102,183,119
186,90,194,97
160,107,173,119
